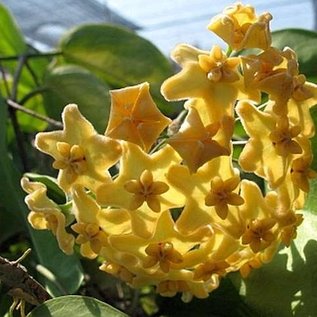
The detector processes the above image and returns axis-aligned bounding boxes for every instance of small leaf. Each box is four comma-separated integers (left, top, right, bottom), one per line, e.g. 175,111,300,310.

43,65,111,133
272,29,317,78
27,295,128,317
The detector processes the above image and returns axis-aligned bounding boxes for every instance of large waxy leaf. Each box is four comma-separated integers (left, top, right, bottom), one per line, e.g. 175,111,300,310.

27,295,128,317
272,29,317,78
0,3,26,56
58,24,181,116
59,24,172,87
0,94,83,296
43,64,111,133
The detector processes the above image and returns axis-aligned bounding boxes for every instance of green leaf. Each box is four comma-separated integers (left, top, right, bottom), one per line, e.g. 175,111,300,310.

0,204,23,244
0,94,83,296
58,24,182,117
0,3,27,56
43,64,111,133
60,24,172,87
27,295,128,317
231,207,317,317
272,29,317,78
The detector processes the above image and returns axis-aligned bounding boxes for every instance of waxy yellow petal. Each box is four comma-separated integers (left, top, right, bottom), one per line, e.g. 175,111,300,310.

35,104,122,192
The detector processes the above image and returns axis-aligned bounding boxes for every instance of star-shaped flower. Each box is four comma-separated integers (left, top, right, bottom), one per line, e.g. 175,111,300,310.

241,218,277,253
274,207,303,247
166,155,244,239
238,180,279,253
35,104,122,192
71,185,108,259
96,142,183,238
161,44,259,123
241,48,294,112
290,156,317,193
208,3,272,51
105,82,171,152
236,100,305,188
167,107,233,173
205,175,244,219
96,141,183,211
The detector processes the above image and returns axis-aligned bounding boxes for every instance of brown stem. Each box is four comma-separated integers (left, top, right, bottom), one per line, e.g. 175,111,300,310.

7,99,63,128
0,249,51,313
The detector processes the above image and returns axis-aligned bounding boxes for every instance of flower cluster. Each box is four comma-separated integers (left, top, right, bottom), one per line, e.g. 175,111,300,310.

22,3,317,301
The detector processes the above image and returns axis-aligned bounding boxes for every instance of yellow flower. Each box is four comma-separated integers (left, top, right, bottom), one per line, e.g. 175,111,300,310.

236,100,305,188
96,142,183,238
241,218,277,253
238,179,281,253
143,241,183,273
71,185,108,259
269,117,302,157
167,107,232,173
105,82,171,152
108,210,209,275
269,50,317,136
99,262,135,284
198,46,240,83
274,209,303,247
21,177,74,255
193,259,229,281
71,185,132,258
35,104,122,192
208,3,272,51
205,175,244,219
161,44,258,123
242,47,317,123
124,169,169,213
20,2,313,301
241,48,294,111
71,222,108,259
290,156,317,192
166,156,244,238
96,141,183,212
